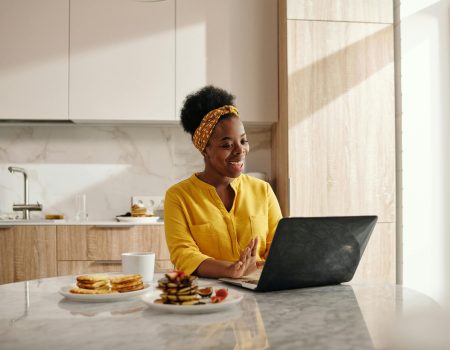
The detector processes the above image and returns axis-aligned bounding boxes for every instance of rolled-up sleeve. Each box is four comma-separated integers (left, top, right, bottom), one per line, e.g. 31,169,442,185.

164,189,211,275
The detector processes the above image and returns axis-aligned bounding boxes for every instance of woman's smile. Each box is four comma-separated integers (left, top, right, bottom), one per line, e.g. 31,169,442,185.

227,160,245,172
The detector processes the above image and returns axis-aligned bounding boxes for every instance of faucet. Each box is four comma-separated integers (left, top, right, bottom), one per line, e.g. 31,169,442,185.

8,166,42,219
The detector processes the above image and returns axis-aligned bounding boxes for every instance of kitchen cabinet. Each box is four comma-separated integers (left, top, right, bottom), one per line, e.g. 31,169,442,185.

69,0,175,121
0,227,15,284
287,0,393,23
176,0,278,123
0,224,171,284
0,0,69,120
274,0,396,283
56,225,172,275
0,225,57,284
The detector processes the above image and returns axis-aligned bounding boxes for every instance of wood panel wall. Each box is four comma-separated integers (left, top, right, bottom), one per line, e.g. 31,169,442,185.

287,0,393,23
274,0,396,283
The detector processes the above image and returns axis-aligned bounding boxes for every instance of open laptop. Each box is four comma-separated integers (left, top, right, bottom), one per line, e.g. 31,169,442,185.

220,216,377,292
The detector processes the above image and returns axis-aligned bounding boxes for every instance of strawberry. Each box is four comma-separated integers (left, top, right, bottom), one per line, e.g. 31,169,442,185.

215,288,228,299
209,288,228,303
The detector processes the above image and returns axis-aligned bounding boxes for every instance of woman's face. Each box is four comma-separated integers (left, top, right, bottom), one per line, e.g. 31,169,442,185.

203,116,250,178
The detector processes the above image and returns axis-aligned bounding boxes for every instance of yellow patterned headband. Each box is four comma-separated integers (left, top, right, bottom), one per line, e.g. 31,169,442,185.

192,105,239,152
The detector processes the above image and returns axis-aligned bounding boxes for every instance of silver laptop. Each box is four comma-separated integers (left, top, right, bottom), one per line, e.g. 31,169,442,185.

220,216,377,292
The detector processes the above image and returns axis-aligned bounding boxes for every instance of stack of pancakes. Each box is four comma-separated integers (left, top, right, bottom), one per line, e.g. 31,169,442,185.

156,271,200,305
71,274,116,294
111,274,144,293
131,203,147,217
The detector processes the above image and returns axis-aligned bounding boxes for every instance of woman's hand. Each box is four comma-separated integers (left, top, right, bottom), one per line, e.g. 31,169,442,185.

226,237,259,278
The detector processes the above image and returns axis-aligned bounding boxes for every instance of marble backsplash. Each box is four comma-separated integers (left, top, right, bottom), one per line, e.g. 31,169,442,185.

0,124,272,220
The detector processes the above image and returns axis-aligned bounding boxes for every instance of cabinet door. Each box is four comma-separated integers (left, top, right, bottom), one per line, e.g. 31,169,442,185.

57,225,172,275
0,0,69,120
287,20,395,222
176,0,278,123
86,225,170,261
0,226,15,284
70,0,175,121
14,226,57,282
57,225,88,260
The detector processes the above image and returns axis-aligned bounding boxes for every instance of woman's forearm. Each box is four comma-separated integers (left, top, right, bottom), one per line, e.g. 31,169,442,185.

195,258,234,278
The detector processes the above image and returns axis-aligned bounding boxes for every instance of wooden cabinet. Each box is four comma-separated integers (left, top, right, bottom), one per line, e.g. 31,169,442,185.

69,0,175,121
287,0,393,23
176,0,278,123
274,0,396,283
0,225,57,284
286,20,395,222
56,225,172,275
0,224,171,284
0,226,15,284
0,0,69,120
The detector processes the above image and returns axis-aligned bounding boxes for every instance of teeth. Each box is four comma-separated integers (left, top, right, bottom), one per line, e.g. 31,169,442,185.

229,161,243,165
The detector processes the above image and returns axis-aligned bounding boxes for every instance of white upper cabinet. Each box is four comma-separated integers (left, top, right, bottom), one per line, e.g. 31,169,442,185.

0,0,69,120
176,0,278,123
69,0,175,121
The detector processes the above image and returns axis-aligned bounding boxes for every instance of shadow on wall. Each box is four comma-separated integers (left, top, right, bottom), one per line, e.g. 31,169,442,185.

288,24,393,125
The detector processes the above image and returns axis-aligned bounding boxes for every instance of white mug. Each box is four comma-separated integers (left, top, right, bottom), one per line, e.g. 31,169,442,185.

121,252,155,283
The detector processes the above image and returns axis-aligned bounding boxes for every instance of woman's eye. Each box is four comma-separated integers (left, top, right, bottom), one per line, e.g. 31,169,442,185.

241,139,249,144
222,144,233,149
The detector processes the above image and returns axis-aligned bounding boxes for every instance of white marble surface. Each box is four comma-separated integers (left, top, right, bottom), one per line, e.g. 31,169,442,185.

0,275,442,350
0,125,271,220
0,220,163,226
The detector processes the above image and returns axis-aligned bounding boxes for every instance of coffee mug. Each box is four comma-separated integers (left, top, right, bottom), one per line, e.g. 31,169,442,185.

121,252,155,283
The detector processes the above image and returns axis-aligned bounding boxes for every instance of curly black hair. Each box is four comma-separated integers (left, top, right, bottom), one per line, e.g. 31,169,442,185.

180,85,236,137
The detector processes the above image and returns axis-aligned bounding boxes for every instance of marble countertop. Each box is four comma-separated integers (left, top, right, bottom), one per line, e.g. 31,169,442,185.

0,275,443,350
0,220,164,226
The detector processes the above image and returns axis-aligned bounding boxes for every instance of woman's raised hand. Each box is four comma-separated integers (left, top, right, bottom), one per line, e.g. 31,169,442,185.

227,237,259,278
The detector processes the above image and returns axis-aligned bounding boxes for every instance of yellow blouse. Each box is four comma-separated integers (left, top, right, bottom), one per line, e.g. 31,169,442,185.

164,173,283,275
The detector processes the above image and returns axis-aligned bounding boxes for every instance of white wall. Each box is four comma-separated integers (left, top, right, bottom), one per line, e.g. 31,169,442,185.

399,0,450,307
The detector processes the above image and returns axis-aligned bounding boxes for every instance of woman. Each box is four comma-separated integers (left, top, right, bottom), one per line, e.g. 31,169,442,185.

164,86,282,278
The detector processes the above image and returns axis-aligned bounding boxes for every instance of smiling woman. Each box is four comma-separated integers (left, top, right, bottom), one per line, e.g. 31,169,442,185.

164,86,282,279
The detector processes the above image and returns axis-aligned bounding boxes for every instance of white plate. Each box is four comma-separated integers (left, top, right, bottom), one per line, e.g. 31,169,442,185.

115,216,160,223
142,288,243,314
59,283,153,302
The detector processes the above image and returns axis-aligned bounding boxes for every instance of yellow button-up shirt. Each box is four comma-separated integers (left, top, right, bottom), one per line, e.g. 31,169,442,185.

164,173,283,275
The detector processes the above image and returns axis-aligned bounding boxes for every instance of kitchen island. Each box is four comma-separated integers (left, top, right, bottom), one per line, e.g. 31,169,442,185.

0,275,441,350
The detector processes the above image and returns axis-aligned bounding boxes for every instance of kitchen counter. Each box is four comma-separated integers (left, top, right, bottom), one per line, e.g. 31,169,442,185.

0,275,442,350
0,220,164,226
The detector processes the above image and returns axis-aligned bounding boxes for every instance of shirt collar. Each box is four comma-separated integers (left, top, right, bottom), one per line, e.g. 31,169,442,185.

190,173,241,191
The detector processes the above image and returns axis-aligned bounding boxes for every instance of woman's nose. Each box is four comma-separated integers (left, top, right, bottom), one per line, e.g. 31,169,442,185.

234,143,245,155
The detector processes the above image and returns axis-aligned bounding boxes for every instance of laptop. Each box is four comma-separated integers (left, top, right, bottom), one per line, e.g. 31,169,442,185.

220,216,378,292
